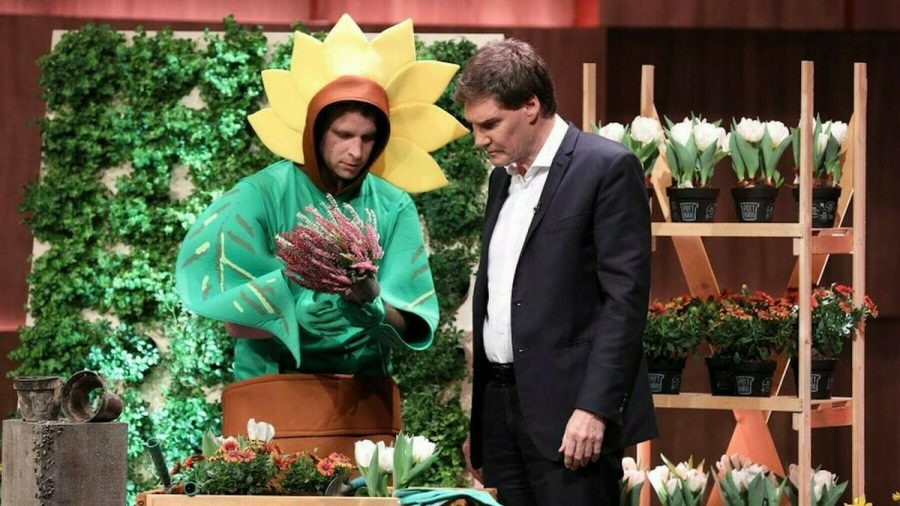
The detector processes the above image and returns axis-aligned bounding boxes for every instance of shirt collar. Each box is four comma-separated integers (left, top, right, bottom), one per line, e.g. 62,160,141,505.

505,114,568,177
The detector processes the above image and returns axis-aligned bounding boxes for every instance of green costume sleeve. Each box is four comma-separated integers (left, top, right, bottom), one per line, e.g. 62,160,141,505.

174,182,302,366
370,194,439,351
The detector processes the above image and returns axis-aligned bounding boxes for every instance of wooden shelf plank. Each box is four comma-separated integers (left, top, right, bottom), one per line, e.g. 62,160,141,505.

793,398,853,429
653,393,803,412
652,223,802,237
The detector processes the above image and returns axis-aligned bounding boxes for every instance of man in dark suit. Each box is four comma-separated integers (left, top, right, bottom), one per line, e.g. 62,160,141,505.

454,39,658,506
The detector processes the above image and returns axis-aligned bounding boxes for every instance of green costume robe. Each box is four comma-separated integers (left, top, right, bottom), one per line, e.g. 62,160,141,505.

175,160,438,380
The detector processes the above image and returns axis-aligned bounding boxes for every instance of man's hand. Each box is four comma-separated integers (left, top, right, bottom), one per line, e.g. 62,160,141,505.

558,408,606,471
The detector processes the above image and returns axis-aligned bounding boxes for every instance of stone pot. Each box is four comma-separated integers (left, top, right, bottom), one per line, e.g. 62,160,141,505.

13,376,62,421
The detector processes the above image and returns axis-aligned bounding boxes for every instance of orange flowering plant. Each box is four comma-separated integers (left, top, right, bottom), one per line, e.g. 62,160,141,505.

173,418,353,496
788,283,878,359
643,296,713,360
708,288,795,362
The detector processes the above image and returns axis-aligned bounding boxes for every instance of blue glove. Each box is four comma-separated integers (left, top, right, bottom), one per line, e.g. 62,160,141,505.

393,487,502,506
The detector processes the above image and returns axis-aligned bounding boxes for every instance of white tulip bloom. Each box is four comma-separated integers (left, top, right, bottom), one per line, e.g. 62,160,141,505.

411,435,436,464
597,122,626,143
647,465,670,493
246,418,275,442
719,132,732,154
829,121,848,144
377,441,394,473
766,120,790,147
665,477,681,496
622,456,639,471
817,132,831,153
631,116,662,144
693,121,722,151
623,469,645,490
736,117,765,143
670,119,694,146
355,439,377,468
685,469,708,493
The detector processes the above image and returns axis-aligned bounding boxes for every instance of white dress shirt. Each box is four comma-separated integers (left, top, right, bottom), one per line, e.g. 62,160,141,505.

483,115,568,364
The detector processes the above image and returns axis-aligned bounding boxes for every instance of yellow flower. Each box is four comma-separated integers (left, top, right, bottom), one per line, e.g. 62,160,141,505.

892,491,899,502
846,495,872,506
249,14,468,193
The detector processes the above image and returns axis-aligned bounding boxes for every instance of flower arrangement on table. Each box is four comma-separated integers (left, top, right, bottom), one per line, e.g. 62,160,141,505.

594,116,664,186
276,194,384,302
172,419,354,496
714,454,788,506
787,283,878,360
646,454,709,506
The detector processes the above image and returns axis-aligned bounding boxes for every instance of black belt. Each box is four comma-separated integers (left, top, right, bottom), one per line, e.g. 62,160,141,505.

487,363,516,387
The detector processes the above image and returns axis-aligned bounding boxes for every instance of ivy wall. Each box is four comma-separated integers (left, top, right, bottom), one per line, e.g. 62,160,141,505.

16,17,485,503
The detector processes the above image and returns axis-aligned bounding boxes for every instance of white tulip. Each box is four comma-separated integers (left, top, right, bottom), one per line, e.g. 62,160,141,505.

685,470,708,493
377,441,394,473
669,119,694,146
665,477,681,496
730,469,751,492
631,116,661,144
766,120,790,147
674,462,690,479
623,469,645,489
813,469,836,489
736,117,765,143
693,122,722,151
829,121,848,144
597,122,626,143
647,465,670,493
411,435,436,464
622,456,639,471
246,418,275,442
355,439,377,468
719,131,732,154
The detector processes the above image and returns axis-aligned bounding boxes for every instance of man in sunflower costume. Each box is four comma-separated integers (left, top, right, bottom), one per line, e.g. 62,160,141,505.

174,15,467,455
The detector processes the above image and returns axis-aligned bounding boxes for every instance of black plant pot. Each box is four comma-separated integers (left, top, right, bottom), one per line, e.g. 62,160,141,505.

705,356,734,396
731,186,779,223
792,186,842,228
647,357,687,395
790,358,838,399
732,360,777,397
667,187,720,222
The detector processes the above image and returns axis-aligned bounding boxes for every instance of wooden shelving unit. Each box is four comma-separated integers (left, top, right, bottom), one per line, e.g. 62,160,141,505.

582,61,868,506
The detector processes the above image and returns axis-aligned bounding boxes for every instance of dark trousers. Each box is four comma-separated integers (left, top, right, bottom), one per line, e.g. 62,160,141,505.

480,379,623,506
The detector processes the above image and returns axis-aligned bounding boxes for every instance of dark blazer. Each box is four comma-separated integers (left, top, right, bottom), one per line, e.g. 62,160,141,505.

470,123,658,468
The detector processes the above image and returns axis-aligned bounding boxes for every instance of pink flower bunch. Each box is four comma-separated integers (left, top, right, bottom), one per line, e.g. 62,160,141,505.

276,194,383,295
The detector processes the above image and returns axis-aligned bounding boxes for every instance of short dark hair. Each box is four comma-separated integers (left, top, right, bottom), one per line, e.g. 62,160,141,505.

454,39,556,117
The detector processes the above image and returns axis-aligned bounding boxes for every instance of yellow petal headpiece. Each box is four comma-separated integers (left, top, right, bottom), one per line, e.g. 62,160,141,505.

248,14,469,193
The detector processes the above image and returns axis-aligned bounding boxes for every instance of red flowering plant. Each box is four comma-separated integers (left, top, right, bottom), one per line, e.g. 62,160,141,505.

172,418,353,496
787,283,878,359
643,296,713,361
276,194,384,302
708,287,794,363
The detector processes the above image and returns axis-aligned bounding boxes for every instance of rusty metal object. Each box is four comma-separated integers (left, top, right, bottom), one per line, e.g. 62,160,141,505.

61,370,123,423
13,376,62,421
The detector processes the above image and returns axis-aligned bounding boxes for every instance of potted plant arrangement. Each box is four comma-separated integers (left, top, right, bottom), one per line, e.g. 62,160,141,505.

595,116,664,200
728,118,792,222
790,118,849,227
787,283,878,399
643,296,711,394
663,116,729,222
706,288,794,396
